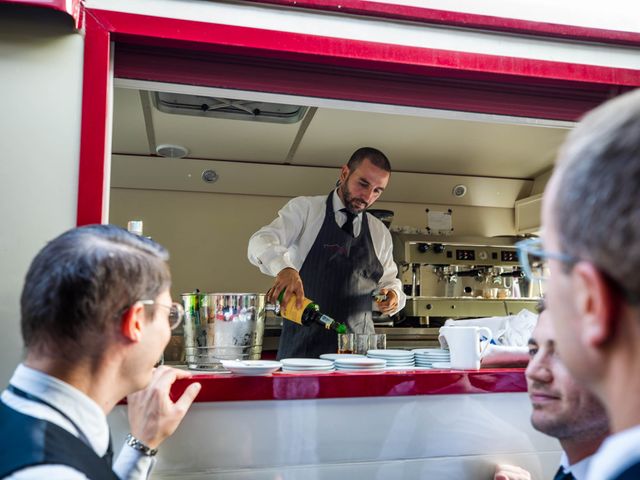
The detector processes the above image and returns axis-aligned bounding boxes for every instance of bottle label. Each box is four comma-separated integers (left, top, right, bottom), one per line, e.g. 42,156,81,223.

280,295,314,325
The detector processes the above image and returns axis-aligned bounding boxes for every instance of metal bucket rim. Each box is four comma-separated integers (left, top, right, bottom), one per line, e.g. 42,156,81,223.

205,292,266,297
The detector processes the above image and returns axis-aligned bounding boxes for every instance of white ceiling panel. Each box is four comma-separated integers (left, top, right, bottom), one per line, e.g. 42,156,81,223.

111,88,150,155
149,104,300,162
292,108,568,178
111,87,570,181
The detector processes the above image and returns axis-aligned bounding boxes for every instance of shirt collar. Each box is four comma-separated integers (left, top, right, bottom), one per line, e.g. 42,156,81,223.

587,424,640,480
560,450,595,480
10,363,110,455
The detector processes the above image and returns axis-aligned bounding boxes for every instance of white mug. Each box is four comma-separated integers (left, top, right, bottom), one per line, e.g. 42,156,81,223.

439,326,492,370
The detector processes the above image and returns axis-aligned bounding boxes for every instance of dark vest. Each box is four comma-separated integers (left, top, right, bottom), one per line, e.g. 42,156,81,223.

0,398,117,479
277,193,384,359
612,460,640,480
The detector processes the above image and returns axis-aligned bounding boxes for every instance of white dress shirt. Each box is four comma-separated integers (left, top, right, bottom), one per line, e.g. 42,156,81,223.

558,450,594,480
1,364,154,480
248,190,406,314
586,424,640,480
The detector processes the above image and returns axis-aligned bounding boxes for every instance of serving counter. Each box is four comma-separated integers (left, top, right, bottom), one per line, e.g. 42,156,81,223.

108,368,561,480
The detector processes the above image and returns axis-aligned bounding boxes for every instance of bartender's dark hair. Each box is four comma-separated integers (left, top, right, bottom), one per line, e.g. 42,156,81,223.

20,224,171,359
552,89,640,304
347,147,391,172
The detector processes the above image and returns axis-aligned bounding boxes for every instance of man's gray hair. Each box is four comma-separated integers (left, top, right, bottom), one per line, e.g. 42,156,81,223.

553,88,640,302
21,224,171,359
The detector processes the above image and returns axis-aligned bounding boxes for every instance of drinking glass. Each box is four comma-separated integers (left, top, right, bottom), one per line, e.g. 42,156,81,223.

369,333,387,350
337,333,355,354
354,334,370,355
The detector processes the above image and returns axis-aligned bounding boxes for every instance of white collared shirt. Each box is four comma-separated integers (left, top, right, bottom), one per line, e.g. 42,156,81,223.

558,450,594,480
1,364,154,480
247,190,406,314
586,424,640,480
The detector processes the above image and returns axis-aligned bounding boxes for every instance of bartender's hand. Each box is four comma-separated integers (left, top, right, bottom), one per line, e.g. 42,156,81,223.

267,267,304,308
376,288,398,315
494,464,531,480
127,366,202,449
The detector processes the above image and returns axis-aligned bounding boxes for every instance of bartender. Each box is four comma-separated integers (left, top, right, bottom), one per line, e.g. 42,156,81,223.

248,147,406,358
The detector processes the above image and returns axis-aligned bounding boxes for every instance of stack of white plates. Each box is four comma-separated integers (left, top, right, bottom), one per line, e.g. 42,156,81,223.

319,353,366,361
412,348,451,368
280,358,334,373
367,349,414,370
334,357,386,371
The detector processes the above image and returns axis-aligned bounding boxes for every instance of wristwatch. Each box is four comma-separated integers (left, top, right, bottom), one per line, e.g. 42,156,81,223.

125,434,158,456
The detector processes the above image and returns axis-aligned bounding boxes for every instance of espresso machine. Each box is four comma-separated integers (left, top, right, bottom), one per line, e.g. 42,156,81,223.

391,233,542,326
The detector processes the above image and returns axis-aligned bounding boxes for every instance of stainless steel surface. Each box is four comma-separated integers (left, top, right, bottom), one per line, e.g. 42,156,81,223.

375,327,441,349
393,234,541,322
403,296,538,318
392,233,525,266
182,293,265,370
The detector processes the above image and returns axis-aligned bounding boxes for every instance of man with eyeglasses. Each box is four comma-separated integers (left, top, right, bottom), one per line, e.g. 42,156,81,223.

494,299,609,480
0,225,201,479
517,89,640,480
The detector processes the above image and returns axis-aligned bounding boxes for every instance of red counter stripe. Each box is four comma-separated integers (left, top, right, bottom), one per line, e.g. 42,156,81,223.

168,369,526,403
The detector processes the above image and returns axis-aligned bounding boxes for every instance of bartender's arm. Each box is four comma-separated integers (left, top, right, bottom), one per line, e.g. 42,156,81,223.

248,197,313,308
374,227,406,316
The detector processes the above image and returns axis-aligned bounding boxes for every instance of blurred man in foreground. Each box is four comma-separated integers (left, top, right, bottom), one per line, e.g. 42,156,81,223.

495,300,609,480
523,88,640,480
0,225,201,479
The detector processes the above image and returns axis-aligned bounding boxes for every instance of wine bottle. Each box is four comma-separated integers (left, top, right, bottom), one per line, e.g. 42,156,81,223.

276,289,347,333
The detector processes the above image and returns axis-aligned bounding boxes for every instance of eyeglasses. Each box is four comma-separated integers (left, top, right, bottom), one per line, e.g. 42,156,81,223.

139,300,184,330
515,237,578,282
517,238,640,305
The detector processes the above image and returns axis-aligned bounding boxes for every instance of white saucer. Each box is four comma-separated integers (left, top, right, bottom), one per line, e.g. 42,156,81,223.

281,358,334,368
431,362,452,369
335,357,386,367
367,349,413,358
281,365,334,371
279,369,335,374
412,348,450,354
320,353,366,361
220,360,282,376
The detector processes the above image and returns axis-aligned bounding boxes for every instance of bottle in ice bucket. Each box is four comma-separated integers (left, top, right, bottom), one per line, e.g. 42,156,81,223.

276,289,347,333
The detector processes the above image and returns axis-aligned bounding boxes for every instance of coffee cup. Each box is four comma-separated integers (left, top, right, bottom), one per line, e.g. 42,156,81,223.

439,326,492,370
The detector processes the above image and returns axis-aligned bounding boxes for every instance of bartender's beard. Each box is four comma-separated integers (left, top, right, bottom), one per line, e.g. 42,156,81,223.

339,178,368,214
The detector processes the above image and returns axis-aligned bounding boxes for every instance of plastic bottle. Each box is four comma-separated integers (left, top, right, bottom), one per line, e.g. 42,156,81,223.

276,289,347,333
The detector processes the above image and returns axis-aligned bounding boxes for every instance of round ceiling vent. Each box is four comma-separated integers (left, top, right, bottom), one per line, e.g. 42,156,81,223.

452,184,467,198
156,144,189,158
202,169,219,184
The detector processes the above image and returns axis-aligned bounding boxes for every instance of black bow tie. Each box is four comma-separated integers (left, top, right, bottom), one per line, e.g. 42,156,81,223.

340,209,356,237
553,466,575,480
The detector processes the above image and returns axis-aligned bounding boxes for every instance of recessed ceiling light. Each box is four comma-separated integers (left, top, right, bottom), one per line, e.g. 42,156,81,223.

156,144,189,158
452,184,467,198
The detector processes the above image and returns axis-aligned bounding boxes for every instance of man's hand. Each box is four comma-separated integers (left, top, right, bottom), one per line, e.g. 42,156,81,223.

267,267,304,308
494,464,532,480
126,366,202,449
376,288,398,315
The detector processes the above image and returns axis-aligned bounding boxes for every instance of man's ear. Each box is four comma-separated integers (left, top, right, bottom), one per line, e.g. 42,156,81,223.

121,303,145,342
572,261,617,348
339,165,349,184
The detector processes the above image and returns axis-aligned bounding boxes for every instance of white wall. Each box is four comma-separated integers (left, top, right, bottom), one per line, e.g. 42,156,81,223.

109,189,514,299
0,6,84,385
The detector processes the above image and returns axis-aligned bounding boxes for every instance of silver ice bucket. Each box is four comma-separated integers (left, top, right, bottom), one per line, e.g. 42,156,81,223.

182,292,265,370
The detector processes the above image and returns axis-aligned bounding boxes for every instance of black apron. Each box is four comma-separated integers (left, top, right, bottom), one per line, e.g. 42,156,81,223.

277,193,384,359
0,385,117,480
